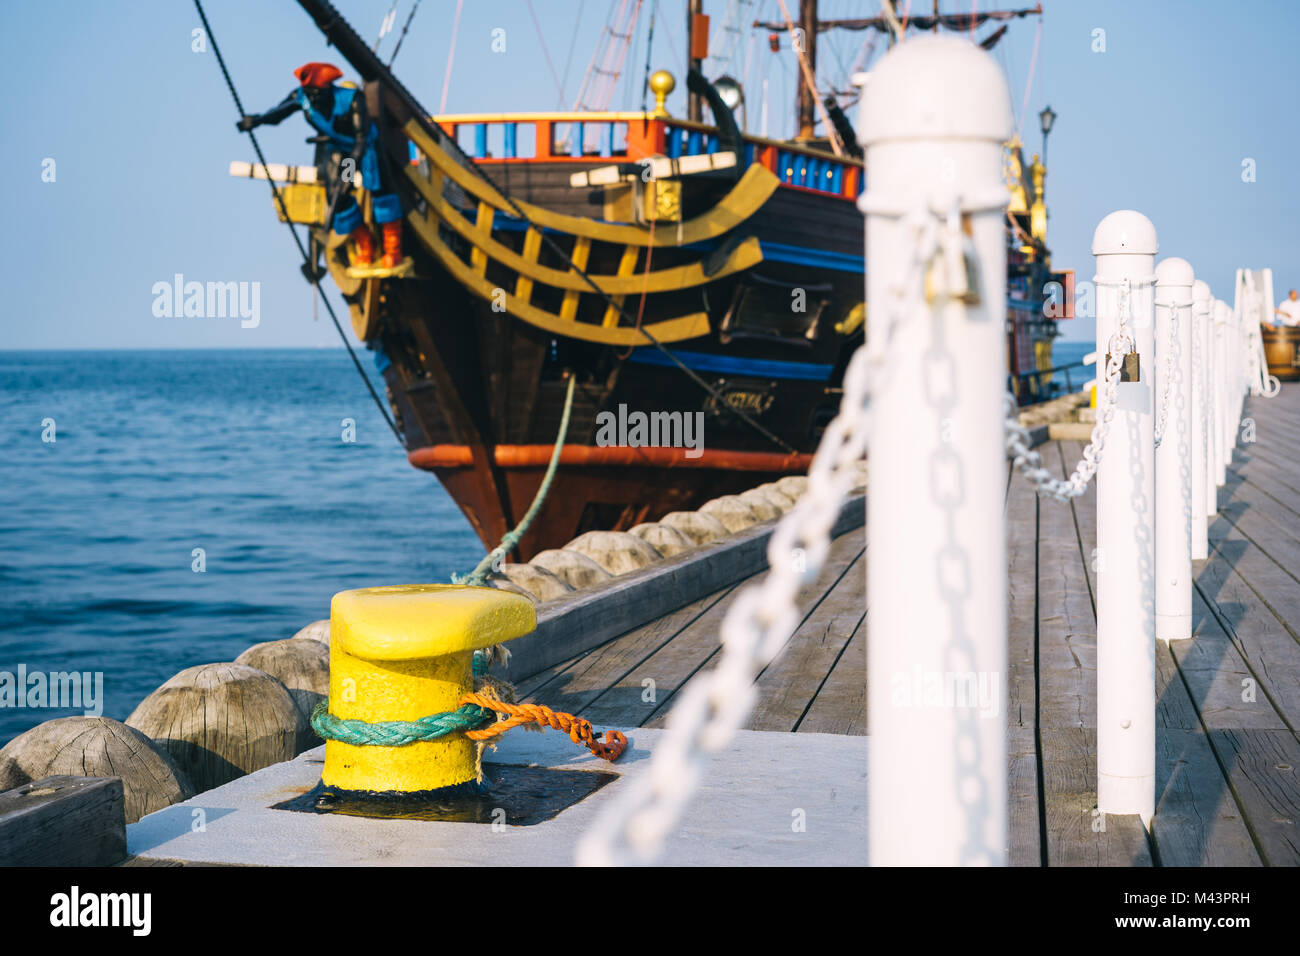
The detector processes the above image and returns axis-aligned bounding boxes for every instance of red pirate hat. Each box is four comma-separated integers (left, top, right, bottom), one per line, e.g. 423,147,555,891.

294,62,344,88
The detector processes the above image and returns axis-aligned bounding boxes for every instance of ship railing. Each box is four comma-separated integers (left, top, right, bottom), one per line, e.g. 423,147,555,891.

1008,360,1094,404
428,111,861,200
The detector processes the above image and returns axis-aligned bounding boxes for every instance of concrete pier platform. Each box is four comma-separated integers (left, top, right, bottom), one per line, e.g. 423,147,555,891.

127,729,866,866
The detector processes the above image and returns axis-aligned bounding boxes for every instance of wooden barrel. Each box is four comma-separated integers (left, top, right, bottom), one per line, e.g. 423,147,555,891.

1262,324,1300,381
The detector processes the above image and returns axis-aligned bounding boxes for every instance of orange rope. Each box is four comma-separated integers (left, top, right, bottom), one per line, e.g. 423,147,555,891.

461,692,628,761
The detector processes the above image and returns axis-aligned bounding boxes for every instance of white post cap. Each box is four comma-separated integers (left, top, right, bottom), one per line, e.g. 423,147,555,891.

1092,210,1158,256
857,35,1012,147
1155,257,1194,286
1192,279,1212,303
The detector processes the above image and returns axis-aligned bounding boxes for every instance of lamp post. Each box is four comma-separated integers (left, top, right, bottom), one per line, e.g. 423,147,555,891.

1039,104,1057,166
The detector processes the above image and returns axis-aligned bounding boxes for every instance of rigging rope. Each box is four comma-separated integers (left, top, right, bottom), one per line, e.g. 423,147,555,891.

438,0,464,114
524,0,567,106
191,0,404,447
639,0,658,111
774,0,844,155
386,0,423,68
1014,18,1042,143
373,0,398,53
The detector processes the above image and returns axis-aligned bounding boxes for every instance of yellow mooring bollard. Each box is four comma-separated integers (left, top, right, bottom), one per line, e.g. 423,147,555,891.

322,584,536,794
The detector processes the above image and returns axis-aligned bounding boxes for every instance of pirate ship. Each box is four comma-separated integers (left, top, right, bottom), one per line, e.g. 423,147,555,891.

237,0,1069,558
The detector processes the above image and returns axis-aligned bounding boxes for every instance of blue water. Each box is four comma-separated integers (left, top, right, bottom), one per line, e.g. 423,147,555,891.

1051,339,1095,379
0,350,482,746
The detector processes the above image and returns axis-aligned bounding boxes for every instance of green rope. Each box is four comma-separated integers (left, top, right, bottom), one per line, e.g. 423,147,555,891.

311,700,493,747
454,374,577,586
311,652,495,746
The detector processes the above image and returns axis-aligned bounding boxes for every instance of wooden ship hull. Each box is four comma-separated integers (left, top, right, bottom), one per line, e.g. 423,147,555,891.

267,0,1065,559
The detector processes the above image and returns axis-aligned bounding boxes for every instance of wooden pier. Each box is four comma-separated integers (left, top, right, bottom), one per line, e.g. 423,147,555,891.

515,385,1300,866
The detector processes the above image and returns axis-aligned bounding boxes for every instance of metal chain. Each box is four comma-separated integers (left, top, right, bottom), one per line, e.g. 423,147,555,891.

1006,276,1142,500
576,195,984,866
1152,300,1188,448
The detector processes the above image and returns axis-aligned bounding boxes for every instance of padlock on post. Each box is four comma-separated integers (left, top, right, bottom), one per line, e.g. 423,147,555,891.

924,212,982,306
1103,350,1141,383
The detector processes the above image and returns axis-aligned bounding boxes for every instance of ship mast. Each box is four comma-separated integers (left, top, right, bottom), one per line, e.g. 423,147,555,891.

795,0,817,140
757,2,1041,139
687,0,705,121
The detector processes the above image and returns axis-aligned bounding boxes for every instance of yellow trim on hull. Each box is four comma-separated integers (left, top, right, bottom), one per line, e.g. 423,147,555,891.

403,163,763,293
402,119,780,248
405,210,711,345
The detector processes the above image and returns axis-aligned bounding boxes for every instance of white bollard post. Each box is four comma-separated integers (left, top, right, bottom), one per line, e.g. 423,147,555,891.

860,35,1008,866
1230,298,1245,451
1154,258,1194,642
1214,300,1229,486
1190,280,1211,560
1204,291,1219,514
1093,210,1157,824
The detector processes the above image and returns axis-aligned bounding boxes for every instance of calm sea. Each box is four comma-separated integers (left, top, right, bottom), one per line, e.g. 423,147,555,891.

0,350,482,746
1051,339,1095,379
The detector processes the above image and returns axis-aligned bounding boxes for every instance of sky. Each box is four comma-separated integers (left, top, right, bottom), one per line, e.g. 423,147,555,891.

1,0,1297,349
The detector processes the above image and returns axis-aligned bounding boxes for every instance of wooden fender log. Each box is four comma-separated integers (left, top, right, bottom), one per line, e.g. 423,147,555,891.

660,510,731,545
0,716,193,824
290,619,330,645
628,522,695,558
126,663,301,794
530,548,613,589
565,530,663,575
496,563,573,602
736,488,782,522
486,576,541,603
234,639,330,754
755,483,797,512
775,475,810,501
700,495,762,532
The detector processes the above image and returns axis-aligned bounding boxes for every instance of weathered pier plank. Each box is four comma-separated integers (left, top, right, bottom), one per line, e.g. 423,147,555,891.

501,493,866,683
744,546,866,732
513,586,737,712
639,531,864,730
796,614,867,735
0,776,127,866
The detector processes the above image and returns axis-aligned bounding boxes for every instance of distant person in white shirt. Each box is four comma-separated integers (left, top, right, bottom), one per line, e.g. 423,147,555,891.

1276,289,1300,326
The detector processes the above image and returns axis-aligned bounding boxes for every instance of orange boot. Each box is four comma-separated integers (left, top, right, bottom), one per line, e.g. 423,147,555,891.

380,221,403,268
350,226,375,267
